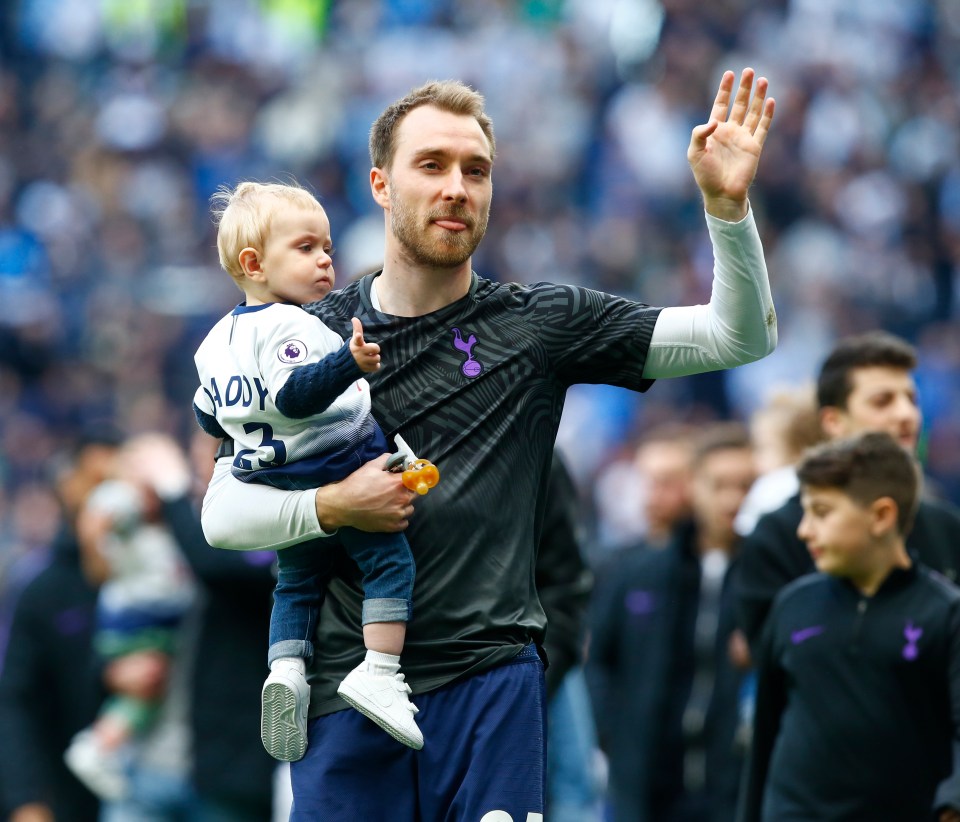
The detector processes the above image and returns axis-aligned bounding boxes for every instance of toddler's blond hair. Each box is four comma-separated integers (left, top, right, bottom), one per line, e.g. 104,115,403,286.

211,181,324,289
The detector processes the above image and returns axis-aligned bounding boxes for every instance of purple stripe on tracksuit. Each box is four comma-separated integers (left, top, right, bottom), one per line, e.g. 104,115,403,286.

290,645,546,821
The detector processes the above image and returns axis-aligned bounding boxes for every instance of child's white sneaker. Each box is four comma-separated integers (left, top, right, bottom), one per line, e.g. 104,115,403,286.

261,658,310,762
336,663,424,750
64,729,130,801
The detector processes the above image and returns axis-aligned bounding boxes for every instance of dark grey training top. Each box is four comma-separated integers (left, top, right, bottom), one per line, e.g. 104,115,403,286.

303,271,661,716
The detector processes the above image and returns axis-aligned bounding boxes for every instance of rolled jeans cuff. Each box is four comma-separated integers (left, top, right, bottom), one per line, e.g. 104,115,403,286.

361,598,411,625
267,639,313,666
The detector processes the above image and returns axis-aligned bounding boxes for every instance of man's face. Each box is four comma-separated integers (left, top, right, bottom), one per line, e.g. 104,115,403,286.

822,366,921,451
380,105,493,269
691,447,756,546
636,441,693,536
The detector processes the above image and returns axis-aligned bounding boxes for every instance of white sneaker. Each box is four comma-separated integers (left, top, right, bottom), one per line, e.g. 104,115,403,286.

64,729,130,801
336,663,424,750
261,660,310,762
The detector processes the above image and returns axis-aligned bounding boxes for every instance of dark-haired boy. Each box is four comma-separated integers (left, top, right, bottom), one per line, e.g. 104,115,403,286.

738,432,960,822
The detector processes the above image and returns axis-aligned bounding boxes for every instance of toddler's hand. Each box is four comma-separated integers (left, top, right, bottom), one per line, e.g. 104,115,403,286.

350,317,381,373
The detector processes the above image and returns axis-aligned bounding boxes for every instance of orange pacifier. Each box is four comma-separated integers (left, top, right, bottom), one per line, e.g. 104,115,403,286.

401,460,440,495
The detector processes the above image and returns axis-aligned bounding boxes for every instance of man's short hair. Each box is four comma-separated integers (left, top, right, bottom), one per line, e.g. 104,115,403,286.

796,431,921,535
691,421,752,470
369,80,496,170
816,331,917,410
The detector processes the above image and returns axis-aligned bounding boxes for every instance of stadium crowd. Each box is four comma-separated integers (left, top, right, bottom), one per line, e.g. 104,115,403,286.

1,0,960,819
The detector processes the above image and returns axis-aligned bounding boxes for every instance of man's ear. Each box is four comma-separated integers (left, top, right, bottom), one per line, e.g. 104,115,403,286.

238,248,264,281
370,168,390,209
870,496,899,537
819,406,844,441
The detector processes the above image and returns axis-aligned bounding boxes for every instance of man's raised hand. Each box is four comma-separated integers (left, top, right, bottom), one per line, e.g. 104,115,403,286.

688,68,775,222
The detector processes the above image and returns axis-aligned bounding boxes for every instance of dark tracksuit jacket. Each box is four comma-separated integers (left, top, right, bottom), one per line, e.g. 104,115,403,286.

587,521,745,822
739,564,960,822
0,529,102,821
536,452,593,699
737,494,960,653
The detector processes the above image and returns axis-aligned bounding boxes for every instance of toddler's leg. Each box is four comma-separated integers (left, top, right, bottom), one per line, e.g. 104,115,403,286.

262,538,334,762
262,655,310,762
335,529,422,749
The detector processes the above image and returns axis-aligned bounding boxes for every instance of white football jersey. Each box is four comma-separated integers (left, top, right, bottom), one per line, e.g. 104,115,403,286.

193,302,372,482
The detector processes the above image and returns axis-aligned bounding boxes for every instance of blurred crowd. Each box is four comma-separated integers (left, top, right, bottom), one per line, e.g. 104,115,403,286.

2,0,960,818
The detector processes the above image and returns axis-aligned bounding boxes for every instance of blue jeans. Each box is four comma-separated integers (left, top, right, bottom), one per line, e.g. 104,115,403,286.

268,527,415,665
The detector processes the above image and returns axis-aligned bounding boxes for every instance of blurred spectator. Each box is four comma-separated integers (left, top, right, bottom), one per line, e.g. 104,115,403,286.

539,452,604,822
123,432,279,820
587,423,756,822
588,424,696,558
734,384,824,537
64,456,197,811
0,430,123,822
0,429,279,821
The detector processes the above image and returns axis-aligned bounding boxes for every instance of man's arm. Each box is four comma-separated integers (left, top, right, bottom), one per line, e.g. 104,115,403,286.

644,208,775,377
644,69,777,379
201,454,416,551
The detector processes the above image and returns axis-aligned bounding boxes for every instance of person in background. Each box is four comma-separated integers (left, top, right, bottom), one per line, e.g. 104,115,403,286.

123,432,279,821
632,425,697,550
734,385,823,537
587,423,757,822
539,452,604,822
0,430,123,822
64,461,196,804
739,432,960,822
737,331,960,654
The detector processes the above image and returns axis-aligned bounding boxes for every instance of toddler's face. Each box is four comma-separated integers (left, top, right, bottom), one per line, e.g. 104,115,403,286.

258,204,336,305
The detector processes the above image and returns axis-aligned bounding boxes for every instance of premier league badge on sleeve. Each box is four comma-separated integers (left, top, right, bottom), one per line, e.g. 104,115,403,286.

278,340,308,364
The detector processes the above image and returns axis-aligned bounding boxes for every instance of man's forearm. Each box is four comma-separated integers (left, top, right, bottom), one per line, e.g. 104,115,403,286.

201,459,331,551
643,205,776,378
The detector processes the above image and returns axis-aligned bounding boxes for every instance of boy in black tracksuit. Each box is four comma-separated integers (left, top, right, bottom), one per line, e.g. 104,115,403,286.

739,432,960,822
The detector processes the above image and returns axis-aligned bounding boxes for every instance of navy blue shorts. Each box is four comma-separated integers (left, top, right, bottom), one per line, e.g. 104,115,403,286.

289,645,546,821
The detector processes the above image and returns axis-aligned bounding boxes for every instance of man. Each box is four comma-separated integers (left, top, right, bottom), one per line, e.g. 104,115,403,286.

0,432,121,822
200,70,777,820
633,425,697,549
587,424,757,822
737,331,960,653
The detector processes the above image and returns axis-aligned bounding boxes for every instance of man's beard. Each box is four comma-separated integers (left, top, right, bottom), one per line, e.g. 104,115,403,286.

389,190,489,269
